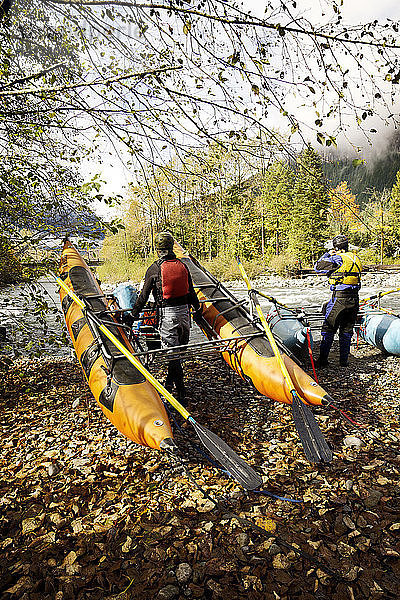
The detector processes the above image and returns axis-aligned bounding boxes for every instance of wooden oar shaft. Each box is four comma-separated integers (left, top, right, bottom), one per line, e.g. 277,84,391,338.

55,276,190,420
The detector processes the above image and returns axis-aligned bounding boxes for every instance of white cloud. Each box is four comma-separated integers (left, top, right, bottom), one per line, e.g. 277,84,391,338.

243,0,399,23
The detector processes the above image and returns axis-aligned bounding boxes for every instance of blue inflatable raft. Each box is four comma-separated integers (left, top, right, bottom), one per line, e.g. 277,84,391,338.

358,306,400,356
267,305,312,364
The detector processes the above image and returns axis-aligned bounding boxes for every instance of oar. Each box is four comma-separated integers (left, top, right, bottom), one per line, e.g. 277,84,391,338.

361,287,400,305
235,258,332,464
55,275,263,491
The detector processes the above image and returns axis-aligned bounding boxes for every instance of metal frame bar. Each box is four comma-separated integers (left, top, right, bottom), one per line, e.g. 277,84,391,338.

131,333,260,361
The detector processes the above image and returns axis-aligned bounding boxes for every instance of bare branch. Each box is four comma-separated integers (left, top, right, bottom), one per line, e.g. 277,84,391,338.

0,65,182,97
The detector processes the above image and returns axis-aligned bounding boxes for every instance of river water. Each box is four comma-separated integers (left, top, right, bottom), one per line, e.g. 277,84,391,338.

1,272,399,359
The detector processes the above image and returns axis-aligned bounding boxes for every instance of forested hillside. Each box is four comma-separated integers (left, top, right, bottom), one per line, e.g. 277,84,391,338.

99,142,400,283
322,138,400,206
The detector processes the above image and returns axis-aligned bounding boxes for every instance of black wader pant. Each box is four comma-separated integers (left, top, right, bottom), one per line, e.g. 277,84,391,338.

320,290,359,366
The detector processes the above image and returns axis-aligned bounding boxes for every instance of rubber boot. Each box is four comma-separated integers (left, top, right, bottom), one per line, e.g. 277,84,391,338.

167,360,187,406
316,331,334,367
164,379,174,394
164,362,175,392
339,331,352,367
174,361,187,408
176,385,186,407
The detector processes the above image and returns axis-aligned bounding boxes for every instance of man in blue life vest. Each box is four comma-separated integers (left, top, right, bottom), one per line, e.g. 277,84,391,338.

314,234,362,368
127,231,202,406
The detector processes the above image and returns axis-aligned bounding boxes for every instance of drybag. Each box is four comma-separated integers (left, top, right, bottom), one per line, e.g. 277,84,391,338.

113,283,138,310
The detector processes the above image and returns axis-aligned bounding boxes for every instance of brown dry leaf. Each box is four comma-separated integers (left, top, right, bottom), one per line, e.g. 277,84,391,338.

22,517,42,534
152,526,172,537
93,517,116,532
337,541,356,556
272,553,290,569
355,537,371,551
49,513,63,526
302,491,319,502
5,576,32,595
376,476,392,485
316,569,330,585
197,499,215,513
2,355,400,600
343,516,356,530
242,575,263,591
62,551,78,569
29,531,56,551
362,460,384,471
71,518,83,533
121,536,133,553
256,538,274,552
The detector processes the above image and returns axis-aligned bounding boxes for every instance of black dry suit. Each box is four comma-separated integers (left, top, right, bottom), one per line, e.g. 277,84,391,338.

315,250,362,366
131,251,200,404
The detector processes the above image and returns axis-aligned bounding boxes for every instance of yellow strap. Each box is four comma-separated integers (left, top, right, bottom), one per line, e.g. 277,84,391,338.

236,261,296,395
55,276,190,420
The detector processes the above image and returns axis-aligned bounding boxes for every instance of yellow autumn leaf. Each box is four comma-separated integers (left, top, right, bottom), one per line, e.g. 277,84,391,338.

254,517,276,533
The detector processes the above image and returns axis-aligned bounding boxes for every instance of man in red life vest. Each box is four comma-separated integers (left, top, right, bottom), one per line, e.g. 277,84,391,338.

128,231,202,406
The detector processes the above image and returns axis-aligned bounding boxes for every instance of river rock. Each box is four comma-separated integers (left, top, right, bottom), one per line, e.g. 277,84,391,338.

157,585,180,599
48,462,61,476
364,489,383,508
268,543,281,555
176,563,192,584
343,436,363,448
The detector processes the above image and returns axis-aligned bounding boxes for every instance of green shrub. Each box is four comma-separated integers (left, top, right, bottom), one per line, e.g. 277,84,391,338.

97,255,154,284
202,254,267,281
357,248,380,264
0,237,23,285
268,252,300,276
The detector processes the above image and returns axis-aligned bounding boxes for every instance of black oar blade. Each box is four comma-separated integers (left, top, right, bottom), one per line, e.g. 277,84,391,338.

292,395,333,463
190,418,263,490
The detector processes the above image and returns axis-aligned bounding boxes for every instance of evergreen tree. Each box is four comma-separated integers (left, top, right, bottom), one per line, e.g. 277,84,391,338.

224,191,261,259
390,170,400,242
288,146,329,264
260,161,294,256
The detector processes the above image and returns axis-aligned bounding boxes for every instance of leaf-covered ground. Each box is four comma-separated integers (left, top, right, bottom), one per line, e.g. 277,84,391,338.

1,343,399,600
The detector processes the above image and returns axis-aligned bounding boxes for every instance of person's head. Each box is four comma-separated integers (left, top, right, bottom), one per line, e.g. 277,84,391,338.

332,234,349,252
155,231,174,256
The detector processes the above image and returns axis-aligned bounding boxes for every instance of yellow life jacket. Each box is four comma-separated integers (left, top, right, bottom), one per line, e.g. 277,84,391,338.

328,251,362,286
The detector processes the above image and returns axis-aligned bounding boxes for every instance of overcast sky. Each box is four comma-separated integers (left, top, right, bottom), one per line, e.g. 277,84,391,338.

89,0,400,218
247,0,399,22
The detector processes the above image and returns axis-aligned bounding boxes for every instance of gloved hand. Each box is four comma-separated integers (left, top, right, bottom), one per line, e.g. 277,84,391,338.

192,308,203,325
122,311,137,327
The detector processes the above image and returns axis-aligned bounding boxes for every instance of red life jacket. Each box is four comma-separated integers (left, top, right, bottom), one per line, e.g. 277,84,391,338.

160,258,189,300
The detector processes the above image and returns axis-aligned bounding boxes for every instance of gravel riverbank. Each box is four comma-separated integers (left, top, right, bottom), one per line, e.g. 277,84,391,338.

1,273,399,600
1,272,400,357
